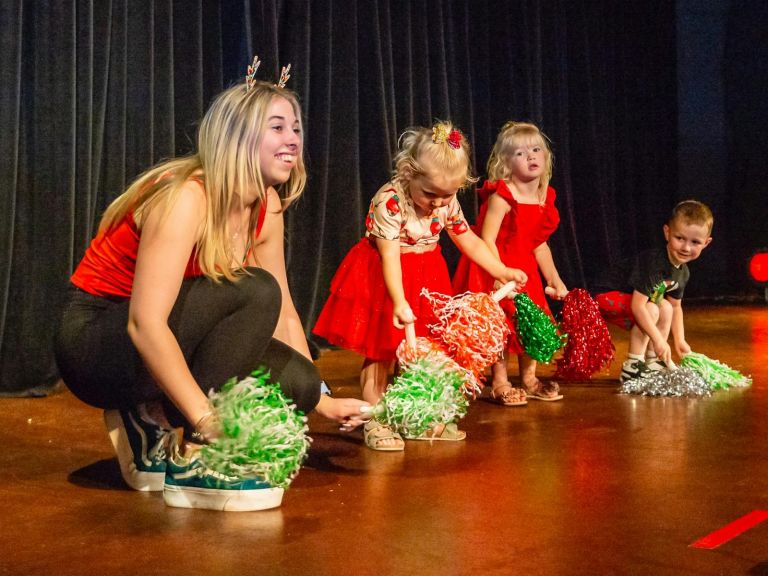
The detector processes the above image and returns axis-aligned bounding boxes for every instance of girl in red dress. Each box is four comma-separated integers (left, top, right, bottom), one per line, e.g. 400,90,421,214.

453,122,567,406
314,122,526,450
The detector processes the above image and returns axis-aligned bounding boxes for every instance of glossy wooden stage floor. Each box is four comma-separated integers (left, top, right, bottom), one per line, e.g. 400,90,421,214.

1,305,767,575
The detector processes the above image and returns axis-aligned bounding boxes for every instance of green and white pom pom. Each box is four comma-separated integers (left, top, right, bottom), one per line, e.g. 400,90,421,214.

199,369,311,489
680,352,752,389
370,356,469,437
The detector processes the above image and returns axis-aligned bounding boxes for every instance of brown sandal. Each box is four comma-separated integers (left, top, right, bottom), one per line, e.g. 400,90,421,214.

363,419,405,451
490,384,528,406
524,379,563,401
404,422,466,441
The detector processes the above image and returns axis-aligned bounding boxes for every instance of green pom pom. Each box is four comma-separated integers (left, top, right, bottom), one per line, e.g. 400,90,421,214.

373,355,468,437
680,352,752,390
199,369,311,489
514,293,565,363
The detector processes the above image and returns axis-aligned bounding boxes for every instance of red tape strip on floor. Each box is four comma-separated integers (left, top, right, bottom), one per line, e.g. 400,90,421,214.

690,510,768,549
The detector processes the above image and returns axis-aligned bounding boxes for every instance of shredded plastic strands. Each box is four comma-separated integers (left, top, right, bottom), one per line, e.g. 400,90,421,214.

421,288,510,382
680,352,752,389
200,369,310,489
619,366,711,397
395,333,481,396
514,292,565,363
554,288,615,380
370,357,469,437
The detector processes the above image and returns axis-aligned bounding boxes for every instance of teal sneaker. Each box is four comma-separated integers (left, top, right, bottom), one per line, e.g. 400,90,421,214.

163,450,284,511
104,408,175,492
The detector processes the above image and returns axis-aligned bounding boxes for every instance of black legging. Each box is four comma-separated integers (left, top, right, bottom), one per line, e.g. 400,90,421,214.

54,268,321,428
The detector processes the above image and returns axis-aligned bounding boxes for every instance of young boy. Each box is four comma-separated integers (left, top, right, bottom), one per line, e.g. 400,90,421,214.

594,200,713,383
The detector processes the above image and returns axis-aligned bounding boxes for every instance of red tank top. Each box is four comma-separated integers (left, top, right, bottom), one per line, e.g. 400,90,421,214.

72,199,268,298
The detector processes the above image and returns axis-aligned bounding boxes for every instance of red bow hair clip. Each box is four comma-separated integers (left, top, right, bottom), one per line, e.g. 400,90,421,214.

447,129,462,150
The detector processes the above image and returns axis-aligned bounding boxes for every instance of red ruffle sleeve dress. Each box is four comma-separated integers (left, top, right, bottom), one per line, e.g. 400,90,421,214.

452,179,560,354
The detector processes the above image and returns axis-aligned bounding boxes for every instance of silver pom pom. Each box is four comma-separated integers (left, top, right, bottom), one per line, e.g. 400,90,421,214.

619,367,711,397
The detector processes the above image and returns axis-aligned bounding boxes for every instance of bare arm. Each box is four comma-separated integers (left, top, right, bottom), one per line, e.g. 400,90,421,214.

451,228,527,286
251,188,311,360
128,181,211,427
479,194,508,260
630,290,672,362
375,237,414,327
252,188,370,425
533,242,567,299
667,296,690,357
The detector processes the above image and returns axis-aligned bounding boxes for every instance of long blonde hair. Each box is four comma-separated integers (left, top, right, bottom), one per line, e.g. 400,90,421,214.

99,81,306,282
487,121,553,200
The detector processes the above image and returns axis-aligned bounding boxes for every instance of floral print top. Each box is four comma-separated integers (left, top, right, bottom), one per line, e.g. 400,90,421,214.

364,184,469,247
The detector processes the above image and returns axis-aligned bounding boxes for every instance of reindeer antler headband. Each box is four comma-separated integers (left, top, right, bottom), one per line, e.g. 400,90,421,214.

245,55,292,93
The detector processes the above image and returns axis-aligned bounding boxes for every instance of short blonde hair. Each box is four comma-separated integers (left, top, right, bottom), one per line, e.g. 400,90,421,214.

99,80,306,282
671,200,714,235
487,121,553,197
392,122,478,189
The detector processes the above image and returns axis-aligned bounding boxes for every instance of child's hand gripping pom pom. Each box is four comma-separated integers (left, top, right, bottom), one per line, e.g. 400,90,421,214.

199,369,311,489
618,361,711,397
396,323,481,396
552,288,615,380
679,352,751,389
420,282,515,386
367,355,469,438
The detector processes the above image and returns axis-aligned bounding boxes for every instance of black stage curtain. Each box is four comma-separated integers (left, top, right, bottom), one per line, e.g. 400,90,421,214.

0,0,761,394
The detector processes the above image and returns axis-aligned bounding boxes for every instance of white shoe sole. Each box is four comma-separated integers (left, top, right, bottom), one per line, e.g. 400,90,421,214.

163,485,284,511
104,409,165,492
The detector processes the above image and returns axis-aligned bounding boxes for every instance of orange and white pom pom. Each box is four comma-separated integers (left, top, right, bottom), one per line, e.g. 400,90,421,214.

420,283,513,385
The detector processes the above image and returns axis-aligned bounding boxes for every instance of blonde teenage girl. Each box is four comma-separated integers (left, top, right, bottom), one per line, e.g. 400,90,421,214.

55,65,369,511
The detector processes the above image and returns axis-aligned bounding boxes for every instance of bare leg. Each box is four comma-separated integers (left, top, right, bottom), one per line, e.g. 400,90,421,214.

360,359,391,404
520,353,562,400
490,350,510,389
489,350,527,406
360,359,403,450
519,353,539,390
628,301,661,356
656,298,673,341
628,324,650,357
645,299,673,365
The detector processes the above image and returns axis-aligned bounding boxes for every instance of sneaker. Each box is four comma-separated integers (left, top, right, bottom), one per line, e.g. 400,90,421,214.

103,408,175,492
645,357,669,372
619,359,649,383
163,449,284,512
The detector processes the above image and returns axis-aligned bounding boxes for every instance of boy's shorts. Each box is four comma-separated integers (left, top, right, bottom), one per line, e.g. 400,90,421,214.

595,291,634,331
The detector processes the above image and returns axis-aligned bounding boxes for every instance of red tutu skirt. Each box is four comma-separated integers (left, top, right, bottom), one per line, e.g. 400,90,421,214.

313,238,453,361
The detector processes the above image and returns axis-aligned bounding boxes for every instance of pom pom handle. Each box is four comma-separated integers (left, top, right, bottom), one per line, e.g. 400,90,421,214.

405,322,417,350
492,281,518,302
